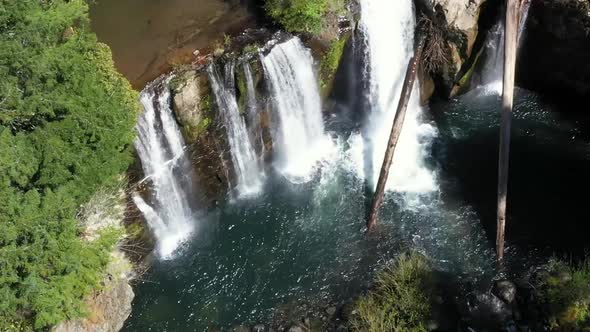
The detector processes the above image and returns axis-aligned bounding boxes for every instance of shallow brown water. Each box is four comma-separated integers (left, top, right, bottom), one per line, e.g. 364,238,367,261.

90,0,255,89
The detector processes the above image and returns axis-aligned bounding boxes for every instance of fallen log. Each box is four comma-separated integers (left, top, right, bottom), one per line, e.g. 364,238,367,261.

366,35,426,232
496,0,520,261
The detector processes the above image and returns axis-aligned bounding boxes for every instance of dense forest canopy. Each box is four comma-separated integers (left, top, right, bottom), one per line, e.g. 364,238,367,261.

0,0,138,329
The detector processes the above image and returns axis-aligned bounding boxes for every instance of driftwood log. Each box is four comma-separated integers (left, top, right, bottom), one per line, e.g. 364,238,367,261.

366,36,426,232
496,0,524,261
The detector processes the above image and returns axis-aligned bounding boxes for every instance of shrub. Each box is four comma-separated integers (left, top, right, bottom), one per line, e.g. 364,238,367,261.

537,258,590,330
264,0,329,33
0,0,138,329
350,252,434,332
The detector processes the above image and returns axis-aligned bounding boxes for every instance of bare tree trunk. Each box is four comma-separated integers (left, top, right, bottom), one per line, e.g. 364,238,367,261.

496,0,519,261
366,36,425,232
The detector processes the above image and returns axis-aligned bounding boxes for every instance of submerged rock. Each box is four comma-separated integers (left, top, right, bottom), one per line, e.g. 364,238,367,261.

231,325,251,332
252,324,266,332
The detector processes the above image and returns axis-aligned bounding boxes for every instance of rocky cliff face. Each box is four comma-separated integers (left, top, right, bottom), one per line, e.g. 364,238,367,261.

416,0,488,98
53,252,134,332
53,189,135,332
167,27,352,203
519,0,590,102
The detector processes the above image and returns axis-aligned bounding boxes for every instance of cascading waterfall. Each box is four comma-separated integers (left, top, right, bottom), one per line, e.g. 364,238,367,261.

358,0,437,193
481,21,505,94
480,2,531,94
262,37,335,183
133,80,195,259
208,62,264,197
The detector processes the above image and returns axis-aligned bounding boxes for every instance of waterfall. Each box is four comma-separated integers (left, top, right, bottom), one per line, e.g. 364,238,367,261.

262,37,335,183
481,21,505,94
358,0,437,193
480,2,531,94
134,80,195,259
208,62,264,197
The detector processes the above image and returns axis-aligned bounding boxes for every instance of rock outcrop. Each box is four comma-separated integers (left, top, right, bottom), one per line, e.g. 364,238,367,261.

167,27,352,203
519,0,590,101
417,0,488,98
53,252,134,332
431,0,485,55
53,188,135,332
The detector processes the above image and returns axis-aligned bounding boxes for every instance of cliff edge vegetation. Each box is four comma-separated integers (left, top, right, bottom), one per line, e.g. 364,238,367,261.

0,0,138,330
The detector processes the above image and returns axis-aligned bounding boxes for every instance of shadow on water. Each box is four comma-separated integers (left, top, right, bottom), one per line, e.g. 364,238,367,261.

431,88,590,257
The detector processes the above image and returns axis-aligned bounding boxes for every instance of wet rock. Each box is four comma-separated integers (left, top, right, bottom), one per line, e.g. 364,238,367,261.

493,280,517,304
288,326,303,332
172,72,210,133
326,306,337,316
232,325,250,332
431,0,485,53
461,292,513,329
252,324,265,332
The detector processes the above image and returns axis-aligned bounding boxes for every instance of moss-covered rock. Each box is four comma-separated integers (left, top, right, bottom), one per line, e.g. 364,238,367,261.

529,258,590,330
318,33,350,98
172,71,212,139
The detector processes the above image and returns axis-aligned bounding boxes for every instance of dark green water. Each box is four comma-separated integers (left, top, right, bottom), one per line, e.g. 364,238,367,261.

123,88,590,331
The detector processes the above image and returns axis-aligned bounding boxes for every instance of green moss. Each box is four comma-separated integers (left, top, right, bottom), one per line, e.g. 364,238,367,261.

538,258,590,330
350,252,434,332
200,93,213,114
182,115,212,142
319,36,348,96
242,43,261,55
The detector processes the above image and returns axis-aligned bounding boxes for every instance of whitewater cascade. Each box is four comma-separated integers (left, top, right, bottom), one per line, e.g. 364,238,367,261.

358,0,437,193
480,3,531,94
208,62,264,197
133,81,195,259
262,37,335,183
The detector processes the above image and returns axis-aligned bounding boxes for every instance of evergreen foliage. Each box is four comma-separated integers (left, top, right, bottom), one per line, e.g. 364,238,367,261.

0,0,138,329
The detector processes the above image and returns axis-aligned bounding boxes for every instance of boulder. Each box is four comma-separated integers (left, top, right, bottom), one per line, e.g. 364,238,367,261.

492,279,517,304
252,324,266,332
288,326,304,332
419,0,488,98
172,72,211,133
431,0,486,55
